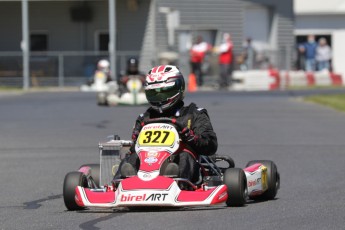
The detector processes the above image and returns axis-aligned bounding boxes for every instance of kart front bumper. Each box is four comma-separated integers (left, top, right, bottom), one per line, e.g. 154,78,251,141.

75,179,228,208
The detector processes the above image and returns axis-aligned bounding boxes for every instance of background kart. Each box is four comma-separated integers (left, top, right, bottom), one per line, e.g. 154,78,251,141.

98,75,148,106
80,71,116,93
63,118,280,210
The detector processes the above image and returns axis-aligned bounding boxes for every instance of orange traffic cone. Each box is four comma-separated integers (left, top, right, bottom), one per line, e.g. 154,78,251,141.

188,73,198,92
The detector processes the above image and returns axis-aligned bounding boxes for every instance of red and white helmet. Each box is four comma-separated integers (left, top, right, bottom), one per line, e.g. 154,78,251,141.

145,65,185,113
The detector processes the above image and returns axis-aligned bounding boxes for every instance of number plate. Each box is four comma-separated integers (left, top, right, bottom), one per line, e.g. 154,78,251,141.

138,129,175,146
135,123,180,154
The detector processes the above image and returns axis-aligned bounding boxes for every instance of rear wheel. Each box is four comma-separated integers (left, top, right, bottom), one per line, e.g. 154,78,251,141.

79,164,100,187
63,172,88,211
223,168,247,207
246,160,280,200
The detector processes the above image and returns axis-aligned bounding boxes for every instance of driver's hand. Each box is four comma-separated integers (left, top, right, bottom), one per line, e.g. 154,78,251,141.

180,128,197,143
131,130,140,141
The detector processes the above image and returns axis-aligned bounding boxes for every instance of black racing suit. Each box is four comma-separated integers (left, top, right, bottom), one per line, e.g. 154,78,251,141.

124,101,218,182
117,71,146,95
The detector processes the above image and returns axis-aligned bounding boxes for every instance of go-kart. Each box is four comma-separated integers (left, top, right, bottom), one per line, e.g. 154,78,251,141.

100,75,147,106
80,71,117,93
63,118,280,210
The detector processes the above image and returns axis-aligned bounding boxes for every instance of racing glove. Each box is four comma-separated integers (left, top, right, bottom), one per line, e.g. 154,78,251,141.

131,130,140,142
129,130,140,154
180,127,198,143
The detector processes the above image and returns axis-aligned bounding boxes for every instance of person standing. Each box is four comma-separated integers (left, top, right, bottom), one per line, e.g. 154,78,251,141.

296,44,306,70
316,37,332,71
217,33,234,89
190,36,212,87
303,35,317,72
240,38,255,70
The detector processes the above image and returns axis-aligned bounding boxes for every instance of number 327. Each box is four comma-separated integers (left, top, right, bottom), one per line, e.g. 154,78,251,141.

143,131,170,144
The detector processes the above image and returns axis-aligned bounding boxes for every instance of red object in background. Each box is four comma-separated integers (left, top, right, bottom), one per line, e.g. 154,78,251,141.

306,72,315,86
190,51,205,63
219,41,233,64
269,68,280,90
330,73,343,85
188,73,198,92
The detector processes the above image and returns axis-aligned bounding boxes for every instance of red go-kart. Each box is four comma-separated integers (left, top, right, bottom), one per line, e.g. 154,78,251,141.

63,118,280,210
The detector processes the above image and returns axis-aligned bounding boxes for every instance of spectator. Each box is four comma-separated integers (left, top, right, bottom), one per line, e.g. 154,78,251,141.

190,36,212,87
216,33,234,89
303,34,317,72
316,37,332,71
240,38,255,70
296,44,306,70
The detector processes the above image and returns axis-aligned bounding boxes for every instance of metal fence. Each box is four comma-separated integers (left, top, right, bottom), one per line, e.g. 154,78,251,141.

0,47,294,88
0,51,140,88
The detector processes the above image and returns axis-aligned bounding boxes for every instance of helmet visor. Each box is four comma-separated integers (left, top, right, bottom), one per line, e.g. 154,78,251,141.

145,80,182,104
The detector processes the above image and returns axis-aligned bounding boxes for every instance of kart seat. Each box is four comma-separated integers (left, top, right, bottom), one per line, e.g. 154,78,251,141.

161,162,179,177
120,163,137,177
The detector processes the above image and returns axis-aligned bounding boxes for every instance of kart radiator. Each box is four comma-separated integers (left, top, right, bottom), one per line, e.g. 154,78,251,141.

99,140,132,187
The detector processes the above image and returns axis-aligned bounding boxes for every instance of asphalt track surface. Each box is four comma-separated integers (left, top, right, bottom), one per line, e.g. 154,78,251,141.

1,90,345,230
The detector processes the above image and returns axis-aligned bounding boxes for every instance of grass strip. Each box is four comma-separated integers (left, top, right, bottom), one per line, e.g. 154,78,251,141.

304,94,345,112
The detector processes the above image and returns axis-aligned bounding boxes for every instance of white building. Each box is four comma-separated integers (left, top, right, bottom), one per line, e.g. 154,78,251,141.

294,0,345,79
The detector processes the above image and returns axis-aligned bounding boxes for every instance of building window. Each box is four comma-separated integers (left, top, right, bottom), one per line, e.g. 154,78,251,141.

30,34,48,51
98,33,109,51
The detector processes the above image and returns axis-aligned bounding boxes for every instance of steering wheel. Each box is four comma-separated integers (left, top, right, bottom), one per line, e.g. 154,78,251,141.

143,117,184,132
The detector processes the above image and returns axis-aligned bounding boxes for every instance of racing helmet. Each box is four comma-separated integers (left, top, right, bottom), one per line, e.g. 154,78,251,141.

145,65,185,113
97,59,110,73
127,57,139,75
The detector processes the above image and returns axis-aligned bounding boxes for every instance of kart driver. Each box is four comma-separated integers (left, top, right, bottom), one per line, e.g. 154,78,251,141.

86,59,112,86
117,65,218,184
95,59,112,83
118,57,145,93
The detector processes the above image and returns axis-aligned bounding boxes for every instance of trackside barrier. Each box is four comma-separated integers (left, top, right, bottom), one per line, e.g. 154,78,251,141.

280,70,308,87
330,73,343,85
231,70,343,91
269,69,280,90
232,69,280,91
279,70,343,88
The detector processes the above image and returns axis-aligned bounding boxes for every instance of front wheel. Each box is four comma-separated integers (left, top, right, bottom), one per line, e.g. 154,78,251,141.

63,172,88,211
97,92,109,106
223,168,247,207
246,160,280,200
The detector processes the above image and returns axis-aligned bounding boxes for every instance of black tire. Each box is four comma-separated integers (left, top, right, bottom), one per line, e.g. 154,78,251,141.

223,168,247,207
79,164,100,187
63,171,88,211
246,160,280,200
